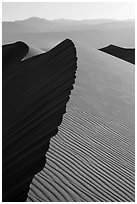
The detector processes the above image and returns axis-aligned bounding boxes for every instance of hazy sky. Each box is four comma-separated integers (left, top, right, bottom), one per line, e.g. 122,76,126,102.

2,2,135,21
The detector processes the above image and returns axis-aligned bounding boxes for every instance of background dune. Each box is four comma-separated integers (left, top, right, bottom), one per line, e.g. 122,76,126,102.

99,44,135,64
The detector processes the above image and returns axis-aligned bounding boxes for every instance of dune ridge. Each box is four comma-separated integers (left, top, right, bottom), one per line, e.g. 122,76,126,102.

2,39,77,201
27,44,134,202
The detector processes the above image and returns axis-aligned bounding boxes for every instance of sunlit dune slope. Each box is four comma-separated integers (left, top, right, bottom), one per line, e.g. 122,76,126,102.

22,44,45,60
27,44,134,202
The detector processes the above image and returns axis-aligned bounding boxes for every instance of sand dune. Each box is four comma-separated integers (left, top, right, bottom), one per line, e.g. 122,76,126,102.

27,44,134,202
2,19,135,202
2,39,77,201
99,44,135,64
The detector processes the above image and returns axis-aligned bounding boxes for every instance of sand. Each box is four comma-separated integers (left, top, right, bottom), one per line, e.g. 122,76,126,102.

27,44,135,202
2,19,135,201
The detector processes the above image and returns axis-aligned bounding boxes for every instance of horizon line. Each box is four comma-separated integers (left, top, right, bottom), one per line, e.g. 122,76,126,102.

2,16,135,22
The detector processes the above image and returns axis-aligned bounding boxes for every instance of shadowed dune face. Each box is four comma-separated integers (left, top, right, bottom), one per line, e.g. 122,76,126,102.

99,44,135,64
2,41,29,70
2,39,77,201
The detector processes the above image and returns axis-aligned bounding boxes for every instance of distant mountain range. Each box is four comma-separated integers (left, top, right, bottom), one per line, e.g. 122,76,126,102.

3,17,135,33
2,17,135,49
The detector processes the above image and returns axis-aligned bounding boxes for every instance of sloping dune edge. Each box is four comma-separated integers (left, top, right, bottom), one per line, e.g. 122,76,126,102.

99,44,135,64
27,44,135,202
27,101,135,202
2,39,77,201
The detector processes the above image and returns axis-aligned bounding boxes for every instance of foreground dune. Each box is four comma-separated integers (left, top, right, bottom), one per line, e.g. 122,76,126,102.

2,39,77,201
27,44,135,202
